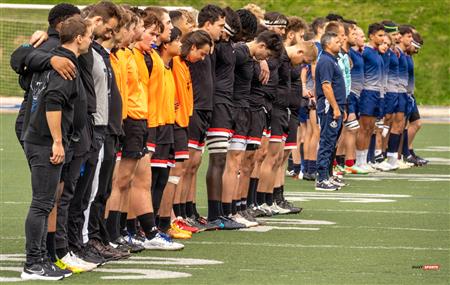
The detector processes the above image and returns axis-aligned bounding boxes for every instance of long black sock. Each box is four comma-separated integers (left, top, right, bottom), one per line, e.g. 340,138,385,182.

137,213,157,240
253,179,259,204
120,212,128,236
280,185,285,201
46,232,56,262
300,142,305,172
207,200,221,221
231,200,238,215
241,198,247,211
180,203,187,218
336,155,345,167
127,219,137,235
106,210,121,241
56,248,68,260
158,217,171,232
222,202,231,217
193,203,200,218
173,203,181,217
247,178,257,206
273,187,282,203
256,192,265,206
151,167,170,215
266,193,274,206
186,201,194,217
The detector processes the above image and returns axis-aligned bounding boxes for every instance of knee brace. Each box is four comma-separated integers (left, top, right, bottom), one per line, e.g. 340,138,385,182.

344,119,360,130
168,175,180,185
206,137,229,154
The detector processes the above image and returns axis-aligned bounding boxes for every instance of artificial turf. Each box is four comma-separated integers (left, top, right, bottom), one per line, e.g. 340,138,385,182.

0,113,449,284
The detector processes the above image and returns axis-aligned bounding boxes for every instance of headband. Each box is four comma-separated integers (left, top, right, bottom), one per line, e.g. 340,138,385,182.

384,25,398,33
264,18,288,28
411,40,421,49
224,22,236,37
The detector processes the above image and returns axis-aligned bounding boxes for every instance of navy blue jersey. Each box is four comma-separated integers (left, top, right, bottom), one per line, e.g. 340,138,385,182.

349,48,364,96
386,48,400,93
315,51,346,113
406,54,415,95
397,47,409,93
362,45,384,92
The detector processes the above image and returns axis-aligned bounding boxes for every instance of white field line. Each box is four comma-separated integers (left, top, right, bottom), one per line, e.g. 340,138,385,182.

305,208,450,215
183,241,450,251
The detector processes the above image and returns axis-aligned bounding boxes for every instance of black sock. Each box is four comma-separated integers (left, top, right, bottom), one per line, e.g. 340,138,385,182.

253,179,259,204
247,178,257,206
180,203,187,218
127,219,137,235
158,217,171,232
273,187,281,202
266,193,274,206
173,203,181,217
151,167,170,214
256,192,265,206
231,200,238,215
56,247,68,260
287,153,294,171
186,201,194,217
222,202,231,217
293,163,301,174
409,149,415,157
336,155,345,167
218,200,224,216
241,198,247,211
46,232,56,262
280,185,285,201
193,203,200,218
207,200,221,221
137,213,157,240
120,212,128,233
106,210,121,241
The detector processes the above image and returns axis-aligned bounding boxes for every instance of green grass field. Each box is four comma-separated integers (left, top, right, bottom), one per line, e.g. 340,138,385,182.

1,0,449,105
0,113,449,284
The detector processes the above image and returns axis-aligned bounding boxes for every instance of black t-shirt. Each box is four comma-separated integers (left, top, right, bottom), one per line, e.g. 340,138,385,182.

189,51,215,111
263,56,280,100
214,40,236,105
289,64,303,114
232,43,254,108
274,49,291,109
248,61,268,109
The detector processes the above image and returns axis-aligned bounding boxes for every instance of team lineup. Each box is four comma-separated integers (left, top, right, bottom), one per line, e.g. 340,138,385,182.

9,1,429,281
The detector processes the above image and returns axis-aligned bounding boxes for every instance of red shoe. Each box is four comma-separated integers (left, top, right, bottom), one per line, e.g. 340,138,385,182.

174,217,199,233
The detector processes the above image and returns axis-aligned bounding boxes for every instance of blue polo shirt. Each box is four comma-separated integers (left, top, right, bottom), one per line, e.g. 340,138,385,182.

315,50,346,113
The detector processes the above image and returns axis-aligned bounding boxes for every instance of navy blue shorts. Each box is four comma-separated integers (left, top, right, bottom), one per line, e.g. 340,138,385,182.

347,92,360,117
359,90,382,117
384,92,400,114
398,92,409,114
298,106,309,123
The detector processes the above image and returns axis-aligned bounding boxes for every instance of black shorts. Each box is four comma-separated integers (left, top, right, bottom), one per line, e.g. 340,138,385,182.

151,125,174,168
247,108,266,146
172,125,189,162
285,115,299,150
120,117,147,159
270,107,289,143
230,107,251,145
188,110,212,150
207,103,234,138
146,127,157,153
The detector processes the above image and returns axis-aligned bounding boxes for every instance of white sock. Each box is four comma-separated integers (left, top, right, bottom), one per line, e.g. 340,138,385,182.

386,152,397,165
356,150,367,166
375,149,382,157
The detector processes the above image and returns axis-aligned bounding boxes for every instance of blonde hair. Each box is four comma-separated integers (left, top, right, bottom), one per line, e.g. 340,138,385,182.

299,41,318,62
243,3,265,22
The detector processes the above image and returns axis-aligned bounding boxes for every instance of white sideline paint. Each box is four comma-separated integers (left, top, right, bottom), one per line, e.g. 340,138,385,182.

259,218,336,225
307,208,450,215
329,225,450,232
415,146,450,152
112,256,223,265
0,266,22,282
183,241,450,252
283,192,410,203
239,226,320,232
96,268,191,280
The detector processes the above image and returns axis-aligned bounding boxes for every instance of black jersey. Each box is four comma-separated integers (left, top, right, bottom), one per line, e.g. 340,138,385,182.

248,60,268,109
189,51,215,111
232,43,254,108
214,40,236,105
274,49,291,109
289,64,303,114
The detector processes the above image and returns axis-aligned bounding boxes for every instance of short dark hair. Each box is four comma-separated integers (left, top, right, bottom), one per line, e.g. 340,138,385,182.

255,30,284,58
412,32,423,45
169,26,182,42
48,3,80,29
86,1,121,23
59,15,90,44
399,25,413,35
312,17,326,35
368,22,385,36
320,32,338,49
197,4,225,28
236,8,257,42
343,19,357,25
144,6,169,21
169,10,183,23
264,12,288,28
286,16,308,34
143,12,163,32
324,21,341,34
129,6,146,18
326,13,344,22
223,7,241,38
180,30,213,58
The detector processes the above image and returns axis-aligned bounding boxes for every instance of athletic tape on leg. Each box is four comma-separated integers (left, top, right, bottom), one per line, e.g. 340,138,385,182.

344,119,360,130
168,176,180,185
